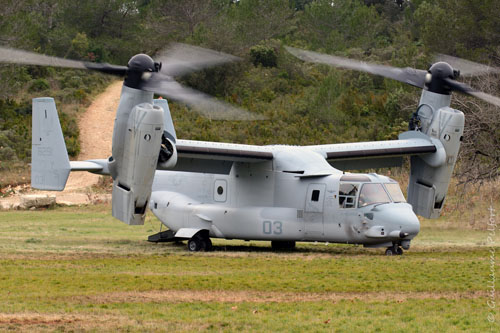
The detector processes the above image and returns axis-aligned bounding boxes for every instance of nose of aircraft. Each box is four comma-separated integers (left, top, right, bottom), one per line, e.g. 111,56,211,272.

371,203,420,238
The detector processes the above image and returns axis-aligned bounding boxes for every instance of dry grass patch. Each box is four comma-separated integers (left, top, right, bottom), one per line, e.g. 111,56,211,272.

75,290,488,304
0,312,137,331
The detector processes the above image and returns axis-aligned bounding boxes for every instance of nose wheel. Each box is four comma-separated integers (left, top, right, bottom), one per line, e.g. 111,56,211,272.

385,245,403,256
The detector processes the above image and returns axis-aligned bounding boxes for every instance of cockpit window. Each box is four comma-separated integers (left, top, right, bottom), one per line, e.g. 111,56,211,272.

339,183,358,208
358,183,391,207
384,183,406,203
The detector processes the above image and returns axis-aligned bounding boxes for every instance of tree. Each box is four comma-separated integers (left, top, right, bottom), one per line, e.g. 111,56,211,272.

149,0,223,41
414,0,500,63
296,0,385,52
453,74,500,184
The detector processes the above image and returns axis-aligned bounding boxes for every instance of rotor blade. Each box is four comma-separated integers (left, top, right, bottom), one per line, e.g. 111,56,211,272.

444,78,500,107
0,46,86,69
156,43,241,77
84,62,127,76
142,75,264,120
286,46,427,88
435,54,500,77
0,46,127,76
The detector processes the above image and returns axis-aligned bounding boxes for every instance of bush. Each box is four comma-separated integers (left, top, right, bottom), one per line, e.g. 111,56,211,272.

73,89,87,103
250,45,278,67
28,78,50,92
63,75,84,89
59,111,80,157
70,32,89,59
0,146,18,163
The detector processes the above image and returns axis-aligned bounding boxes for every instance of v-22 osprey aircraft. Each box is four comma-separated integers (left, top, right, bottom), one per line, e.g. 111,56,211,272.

3,44,499,255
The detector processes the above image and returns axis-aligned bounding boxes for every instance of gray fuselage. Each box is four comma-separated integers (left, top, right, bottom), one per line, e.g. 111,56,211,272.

149,159,420,248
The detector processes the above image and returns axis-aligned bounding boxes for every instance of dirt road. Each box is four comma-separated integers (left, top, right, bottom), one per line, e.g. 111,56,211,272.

64,81,122,191
0,81,122,208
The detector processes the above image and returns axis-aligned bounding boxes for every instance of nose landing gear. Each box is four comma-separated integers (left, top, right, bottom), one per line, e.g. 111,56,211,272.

385,244,403,256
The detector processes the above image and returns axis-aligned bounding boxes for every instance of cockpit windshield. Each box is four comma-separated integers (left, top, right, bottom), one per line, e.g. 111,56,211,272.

384,183,406,203
339,180,406,208
358,183,391,207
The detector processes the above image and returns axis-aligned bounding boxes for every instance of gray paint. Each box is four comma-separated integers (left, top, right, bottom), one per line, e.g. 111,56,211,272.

406,90,464,218
111,103,164,225
153,98,177,143
31,98,71,191
149,168,420,246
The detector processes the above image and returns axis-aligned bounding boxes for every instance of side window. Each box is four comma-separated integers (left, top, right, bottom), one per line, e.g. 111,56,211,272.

311,190,320,202
339,183,358,208
214,179,227,202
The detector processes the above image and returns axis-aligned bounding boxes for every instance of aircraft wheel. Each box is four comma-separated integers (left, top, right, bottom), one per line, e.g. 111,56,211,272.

187,237,202,252
271,241,296,251
385,247,394,256
203,238,213,252
396,247,403,255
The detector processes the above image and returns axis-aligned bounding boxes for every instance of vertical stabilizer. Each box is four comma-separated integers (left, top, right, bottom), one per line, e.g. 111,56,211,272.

31,97,71,190
153,98,177,143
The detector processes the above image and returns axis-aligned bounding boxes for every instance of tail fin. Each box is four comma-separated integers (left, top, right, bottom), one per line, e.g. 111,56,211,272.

31,97,71,190
153,98,176,143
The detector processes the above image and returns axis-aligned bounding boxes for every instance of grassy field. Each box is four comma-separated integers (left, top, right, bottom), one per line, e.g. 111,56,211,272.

0,204,498,332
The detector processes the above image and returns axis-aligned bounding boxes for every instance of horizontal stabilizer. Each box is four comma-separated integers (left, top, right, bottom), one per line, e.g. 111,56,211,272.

69,159,109,174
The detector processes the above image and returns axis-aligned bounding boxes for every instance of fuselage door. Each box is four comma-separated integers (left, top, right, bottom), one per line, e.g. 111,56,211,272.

304,183,326,237
214,179,227,202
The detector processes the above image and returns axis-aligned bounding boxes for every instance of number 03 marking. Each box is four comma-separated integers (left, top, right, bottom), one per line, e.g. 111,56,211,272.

263,221,283,235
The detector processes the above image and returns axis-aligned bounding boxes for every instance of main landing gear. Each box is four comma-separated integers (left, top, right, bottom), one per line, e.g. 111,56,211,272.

187,234,212,252
271,241,296,251
385,244,403,256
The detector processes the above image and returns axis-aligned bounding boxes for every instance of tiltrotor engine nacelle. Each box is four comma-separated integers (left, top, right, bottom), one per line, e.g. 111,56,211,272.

109,102,164,225
405,90,465,219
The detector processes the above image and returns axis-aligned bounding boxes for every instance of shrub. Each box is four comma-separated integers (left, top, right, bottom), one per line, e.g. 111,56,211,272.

250,45,278,68
73,89,87,103
0,146,18,163
28,78,50,92
64,75,84,89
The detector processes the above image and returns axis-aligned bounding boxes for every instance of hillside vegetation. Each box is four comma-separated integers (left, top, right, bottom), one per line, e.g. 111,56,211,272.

1,0,499,185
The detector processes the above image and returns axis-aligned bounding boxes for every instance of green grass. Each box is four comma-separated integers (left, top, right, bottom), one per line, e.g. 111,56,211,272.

75,299,493,332
0,205,498,332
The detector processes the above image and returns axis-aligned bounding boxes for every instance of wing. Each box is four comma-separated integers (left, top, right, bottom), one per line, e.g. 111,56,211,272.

306,131,438,170
172,140,273,174
172,131,438,174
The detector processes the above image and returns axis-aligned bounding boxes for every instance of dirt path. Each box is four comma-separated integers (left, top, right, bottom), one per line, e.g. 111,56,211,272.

0,81,122,208
64,80,121,191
